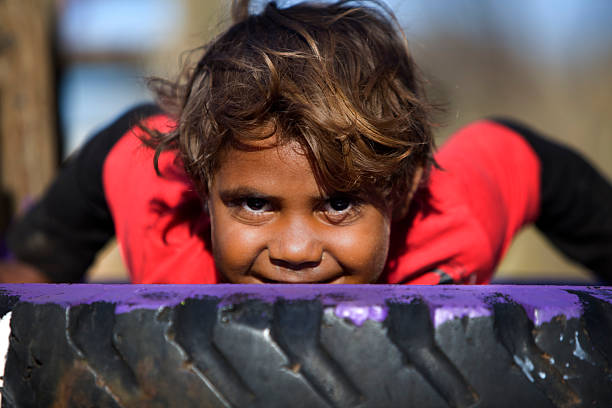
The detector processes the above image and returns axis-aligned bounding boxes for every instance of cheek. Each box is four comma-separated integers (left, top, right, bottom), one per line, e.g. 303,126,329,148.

208,204,265,274
331,213,391,279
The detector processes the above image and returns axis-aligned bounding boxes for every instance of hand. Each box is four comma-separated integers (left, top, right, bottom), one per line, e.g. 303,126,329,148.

0,261,51,283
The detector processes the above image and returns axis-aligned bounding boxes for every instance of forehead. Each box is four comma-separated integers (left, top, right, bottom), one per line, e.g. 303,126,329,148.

211,140,321,196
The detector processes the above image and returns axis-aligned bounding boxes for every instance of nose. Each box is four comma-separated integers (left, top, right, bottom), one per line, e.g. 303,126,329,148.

268,216,323,270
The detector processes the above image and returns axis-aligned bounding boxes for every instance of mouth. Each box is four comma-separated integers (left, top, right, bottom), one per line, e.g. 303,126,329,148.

250,270,344,284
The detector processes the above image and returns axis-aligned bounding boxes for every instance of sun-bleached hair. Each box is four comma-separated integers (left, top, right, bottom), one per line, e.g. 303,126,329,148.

146,0,436,209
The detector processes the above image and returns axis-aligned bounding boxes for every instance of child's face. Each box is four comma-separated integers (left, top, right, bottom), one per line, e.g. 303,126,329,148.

207,139,392,284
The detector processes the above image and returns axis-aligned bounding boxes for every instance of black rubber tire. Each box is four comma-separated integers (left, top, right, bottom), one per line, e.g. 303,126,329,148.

0,284,611,408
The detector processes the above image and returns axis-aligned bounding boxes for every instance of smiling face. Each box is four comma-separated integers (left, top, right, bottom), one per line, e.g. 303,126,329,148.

206,140,392,284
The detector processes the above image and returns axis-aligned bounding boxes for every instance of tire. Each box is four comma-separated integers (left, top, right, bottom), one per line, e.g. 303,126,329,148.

0,284,611,408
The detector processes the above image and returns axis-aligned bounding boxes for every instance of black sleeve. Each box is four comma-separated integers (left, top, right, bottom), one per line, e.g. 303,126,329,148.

492,118,612,282
6,104,161,282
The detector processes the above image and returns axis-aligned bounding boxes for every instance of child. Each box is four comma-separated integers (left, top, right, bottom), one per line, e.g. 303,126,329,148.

2,0,611,284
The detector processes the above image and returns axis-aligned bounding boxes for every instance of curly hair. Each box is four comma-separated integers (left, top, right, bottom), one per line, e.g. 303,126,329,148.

145,0,436,210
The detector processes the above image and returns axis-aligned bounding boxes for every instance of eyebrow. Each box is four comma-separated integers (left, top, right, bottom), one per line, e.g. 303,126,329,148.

218,187,271,202
218,186,332,205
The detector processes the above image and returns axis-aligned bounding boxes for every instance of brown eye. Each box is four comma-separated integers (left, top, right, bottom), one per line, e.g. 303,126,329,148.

328,196,351,212
320,194,363,225
244,197,269,212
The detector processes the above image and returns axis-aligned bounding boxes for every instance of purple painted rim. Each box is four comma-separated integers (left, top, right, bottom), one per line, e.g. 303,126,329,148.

1,284,610,327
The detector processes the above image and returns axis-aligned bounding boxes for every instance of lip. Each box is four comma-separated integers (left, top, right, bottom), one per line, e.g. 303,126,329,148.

250,269,345,284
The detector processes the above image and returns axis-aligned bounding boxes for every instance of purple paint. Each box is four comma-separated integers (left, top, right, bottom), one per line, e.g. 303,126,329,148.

0,284,609,327
432,306,491,328
334,303,387,326
500,287,583,325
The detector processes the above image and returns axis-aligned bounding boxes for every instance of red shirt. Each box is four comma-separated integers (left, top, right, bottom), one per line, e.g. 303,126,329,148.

103,116,540,284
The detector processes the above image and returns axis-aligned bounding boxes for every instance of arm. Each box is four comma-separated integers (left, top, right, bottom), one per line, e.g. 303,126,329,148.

4,104,161,283
492,118,612,282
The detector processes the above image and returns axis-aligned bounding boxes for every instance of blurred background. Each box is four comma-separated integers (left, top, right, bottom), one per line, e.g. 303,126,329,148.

1,0,610,282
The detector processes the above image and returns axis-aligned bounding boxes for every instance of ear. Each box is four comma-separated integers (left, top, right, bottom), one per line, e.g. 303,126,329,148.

392,166,424,221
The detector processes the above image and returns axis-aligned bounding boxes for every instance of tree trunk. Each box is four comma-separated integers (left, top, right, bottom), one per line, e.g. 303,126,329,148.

0,0,57,231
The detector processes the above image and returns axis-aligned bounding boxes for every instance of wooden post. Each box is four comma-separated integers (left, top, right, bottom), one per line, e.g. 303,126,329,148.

0,0,57,229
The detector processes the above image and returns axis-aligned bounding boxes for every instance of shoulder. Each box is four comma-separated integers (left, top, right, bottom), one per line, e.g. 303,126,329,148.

384,119,542,284
435,119,540,222
437,119,541,264
99,108,213,282
77,104,166,165
435,119,540,169
102,106,183,232
101,104,177,206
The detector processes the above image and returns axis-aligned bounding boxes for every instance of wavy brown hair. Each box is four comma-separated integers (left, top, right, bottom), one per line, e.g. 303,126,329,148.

146,0,436,211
